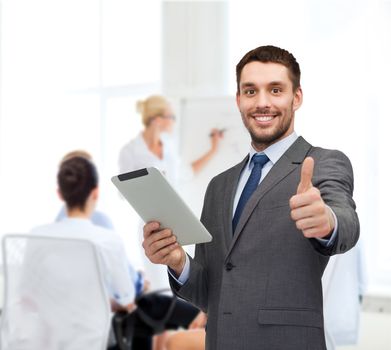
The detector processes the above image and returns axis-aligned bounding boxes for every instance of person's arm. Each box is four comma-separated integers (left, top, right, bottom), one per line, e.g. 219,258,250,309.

143,222,208,311
290,152,359,255
315,206,338,247
165,329,206,350
189,311,207,329
143,174,221,312
191,129,223,174
110,299,137,313
168,253,190,285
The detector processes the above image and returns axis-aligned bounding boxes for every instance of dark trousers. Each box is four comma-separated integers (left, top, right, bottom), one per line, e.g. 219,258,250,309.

116,294,199,350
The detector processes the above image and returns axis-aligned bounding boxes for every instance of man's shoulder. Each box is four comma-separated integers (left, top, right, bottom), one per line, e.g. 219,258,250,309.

306,144,354,182
296,137,351,163
309,145,351,163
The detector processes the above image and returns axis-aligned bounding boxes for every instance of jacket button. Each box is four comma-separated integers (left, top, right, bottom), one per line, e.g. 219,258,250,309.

226,262,234,271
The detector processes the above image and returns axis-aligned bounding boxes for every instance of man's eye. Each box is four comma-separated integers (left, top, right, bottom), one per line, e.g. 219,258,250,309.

271,88,281,94
245,89,256,95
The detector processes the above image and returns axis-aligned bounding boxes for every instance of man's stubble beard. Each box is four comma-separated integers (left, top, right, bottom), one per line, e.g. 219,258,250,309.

241,106,294,150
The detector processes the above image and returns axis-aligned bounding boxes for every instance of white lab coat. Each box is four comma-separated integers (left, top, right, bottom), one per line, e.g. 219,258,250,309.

322,243,365,349
118,132,193,290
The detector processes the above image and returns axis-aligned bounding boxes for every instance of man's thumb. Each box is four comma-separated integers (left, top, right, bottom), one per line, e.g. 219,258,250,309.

297,157,314,194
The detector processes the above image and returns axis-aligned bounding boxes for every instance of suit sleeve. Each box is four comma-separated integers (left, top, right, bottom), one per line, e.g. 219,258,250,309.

168,178,218,312
309,149,360,256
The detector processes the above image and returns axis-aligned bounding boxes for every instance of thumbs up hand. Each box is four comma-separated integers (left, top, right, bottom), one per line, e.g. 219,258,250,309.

296,157,314,194
289,157,335,239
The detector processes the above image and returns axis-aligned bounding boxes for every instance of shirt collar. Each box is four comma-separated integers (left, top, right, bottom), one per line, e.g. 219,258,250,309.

247,132,299,168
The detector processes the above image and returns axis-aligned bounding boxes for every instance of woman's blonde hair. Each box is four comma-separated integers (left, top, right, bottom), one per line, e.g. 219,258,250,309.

136,95,170,126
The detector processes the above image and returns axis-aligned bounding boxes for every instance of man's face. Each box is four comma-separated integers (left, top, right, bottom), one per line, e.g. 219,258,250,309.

236,61,303,151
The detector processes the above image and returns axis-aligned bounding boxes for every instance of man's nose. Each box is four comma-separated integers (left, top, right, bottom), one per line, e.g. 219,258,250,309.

255,90,271,109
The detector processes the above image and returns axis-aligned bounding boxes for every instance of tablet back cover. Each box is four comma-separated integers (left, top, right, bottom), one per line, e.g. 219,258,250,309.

111,167,212,246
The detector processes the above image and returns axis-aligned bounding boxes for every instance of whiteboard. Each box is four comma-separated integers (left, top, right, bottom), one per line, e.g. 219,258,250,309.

177,96,250,217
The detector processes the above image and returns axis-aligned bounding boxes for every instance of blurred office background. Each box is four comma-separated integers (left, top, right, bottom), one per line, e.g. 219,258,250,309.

0,1,390,348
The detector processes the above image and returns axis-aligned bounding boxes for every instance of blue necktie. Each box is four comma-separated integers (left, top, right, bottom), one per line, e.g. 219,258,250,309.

232,153,269,233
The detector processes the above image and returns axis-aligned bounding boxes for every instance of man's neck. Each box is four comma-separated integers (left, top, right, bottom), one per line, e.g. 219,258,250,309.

251,131,295,153
67,207,91,219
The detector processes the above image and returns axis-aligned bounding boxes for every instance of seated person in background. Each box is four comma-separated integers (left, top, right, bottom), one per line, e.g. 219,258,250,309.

31,156,136,313
32,156,198,350
165,311,207,350
55,149,114,229
55,149,146,297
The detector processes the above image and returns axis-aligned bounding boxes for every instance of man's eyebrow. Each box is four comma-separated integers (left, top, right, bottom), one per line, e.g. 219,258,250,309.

240,82,256,88
240,81,288,88
269,81,287,86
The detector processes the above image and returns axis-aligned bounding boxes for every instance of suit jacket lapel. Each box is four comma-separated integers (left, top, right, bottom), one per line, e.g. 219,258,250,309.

226,137,312,258
221,155,249,250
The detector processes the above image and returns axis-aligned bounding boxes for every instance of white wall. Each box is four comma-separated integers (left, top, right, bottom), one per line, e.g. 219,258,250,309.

0,0,162,266
162,1,229,97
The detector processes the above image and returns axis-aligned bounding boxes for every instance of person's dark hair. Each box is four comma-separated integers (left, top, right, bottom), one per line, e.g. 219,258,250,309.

58,156,98,210
236,45,301,92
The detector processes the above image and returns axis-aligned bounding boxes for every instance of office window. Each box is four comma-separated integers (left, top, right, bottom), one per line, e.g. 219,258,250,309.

0,0,161,266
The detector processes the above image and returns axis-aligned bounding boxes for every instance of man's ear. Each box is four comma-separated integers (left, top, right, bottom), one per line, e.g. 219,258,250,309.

293,87,303,112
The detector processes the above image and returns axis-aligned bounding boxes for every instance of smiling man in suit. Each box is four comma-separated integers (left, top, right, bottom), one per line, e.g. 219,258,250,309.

142,45,360,350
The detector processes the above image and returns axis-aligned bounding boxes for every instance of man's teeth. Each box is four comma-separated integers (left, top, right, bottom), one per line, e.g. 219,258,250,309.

255,116,274,121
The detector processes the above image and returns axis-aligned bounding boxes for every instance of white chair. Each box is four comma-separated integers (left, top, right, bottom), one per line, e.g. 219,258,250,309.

0,234,111,350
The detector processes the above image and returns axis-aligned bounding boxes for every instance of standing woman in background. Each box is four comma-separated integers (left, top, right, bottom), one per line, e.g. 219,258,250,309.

118,95,222,290
119,95,222,185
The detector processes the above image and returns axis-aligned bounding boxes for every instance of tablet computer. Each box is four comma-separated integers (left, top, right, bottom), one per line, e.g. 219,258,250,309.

111,167,212,246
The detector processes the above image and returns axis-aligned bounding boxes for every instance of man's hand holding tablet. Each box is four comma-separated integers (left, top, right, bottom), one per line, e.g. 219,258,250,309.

142,221,186,276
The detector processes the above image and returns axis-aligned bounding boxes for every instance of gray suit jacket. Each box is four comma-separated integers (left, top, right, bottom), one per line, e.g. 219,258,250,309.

170,137,360,350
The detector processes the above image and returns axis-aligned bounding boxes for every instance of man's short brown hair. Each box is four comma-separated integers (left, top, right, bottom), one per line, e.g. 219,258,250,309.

236,45,301,92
